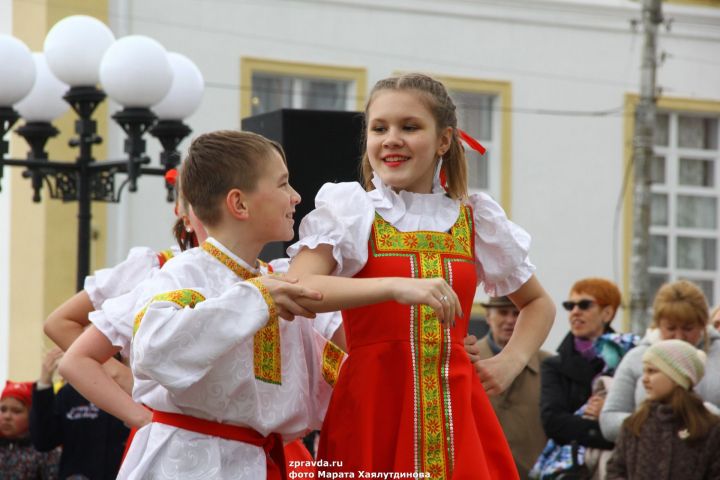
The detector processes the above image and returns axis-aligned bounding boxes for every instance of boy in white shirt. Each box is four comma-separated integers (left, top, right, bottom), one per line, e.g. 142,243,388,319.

64,130,342,479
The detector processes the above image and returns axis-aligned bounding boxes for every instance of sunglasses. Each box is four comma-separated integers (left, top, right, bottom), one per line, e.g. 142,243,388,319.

562,299,596,312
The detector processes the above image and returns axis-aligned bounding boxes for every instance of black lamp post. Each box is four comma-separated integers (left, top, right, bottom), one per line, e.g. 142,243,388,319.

0,16,204,291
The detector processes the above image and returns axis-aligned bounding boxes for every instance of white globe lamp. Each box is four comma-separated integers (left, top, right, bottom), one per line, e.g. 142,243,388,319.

152,52,204,121
44,15,115,87
99,35,173,108
0,35,36,107
16,53,70,122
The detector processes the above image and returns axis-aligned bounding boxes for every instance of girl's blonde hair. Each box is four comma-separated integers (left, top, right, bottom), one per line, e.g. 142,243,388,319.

360,73,468,200
623,388,719,443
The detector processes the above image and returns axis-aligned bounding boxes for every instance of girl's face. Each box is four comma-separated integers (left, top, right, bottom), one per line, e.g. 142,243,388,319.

642,362,677,402
366,90,452,194
657,318,704,346
0,397,29,438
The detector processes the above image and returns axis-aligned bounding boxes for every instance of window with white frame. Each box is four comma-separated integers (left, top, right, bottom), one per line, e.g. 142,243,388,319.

251,73,354,116
449,90,497,196
649,112,720,306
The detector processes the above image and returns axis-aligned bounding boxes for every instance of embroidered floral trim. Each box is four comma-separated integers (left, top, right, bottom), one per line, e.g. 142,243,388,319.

247,278,281,385
156,249,175,268
133,289,206,336
201,241,266,280
321,341,345,387
202,241,280,384
370,206,473,258
368,205,475,478
418,298,449,478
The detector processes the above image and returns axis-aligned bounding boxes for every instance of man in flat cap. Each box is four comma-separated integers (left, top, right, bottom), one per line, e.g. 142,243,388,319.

469,296,551,480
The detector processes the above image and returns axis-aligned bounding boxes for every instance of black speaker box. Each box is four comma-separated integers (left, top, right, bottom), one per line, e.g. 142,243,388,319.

242,109,364,262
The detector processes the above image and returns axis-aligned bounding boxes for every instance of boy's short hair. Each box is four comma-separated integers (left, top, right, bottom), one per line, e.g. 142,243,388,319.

180,130,286,227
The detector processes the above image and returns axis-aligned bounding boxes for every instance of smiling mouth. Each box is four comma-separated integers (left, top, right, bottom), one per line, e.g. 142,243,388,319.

382,155,410,164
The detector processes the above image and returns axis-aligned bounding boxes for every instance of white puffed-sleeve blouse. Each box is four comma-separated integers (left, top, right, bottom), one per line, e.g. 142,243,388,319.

288,174,535,297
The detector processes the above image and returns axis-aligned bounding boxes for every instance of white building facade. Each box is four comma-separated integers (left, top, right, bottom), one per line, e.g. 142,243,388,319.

2,0,720,378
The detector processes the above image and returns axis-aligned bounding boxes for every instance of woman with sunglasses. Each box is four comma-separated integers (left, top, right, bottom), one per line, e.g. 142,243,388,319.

599,280,720,443
539,278,621,453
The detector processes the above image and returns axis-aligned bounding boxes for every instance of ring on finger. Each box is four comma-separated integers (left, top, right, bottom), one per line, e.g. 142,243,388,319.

440,294,448,303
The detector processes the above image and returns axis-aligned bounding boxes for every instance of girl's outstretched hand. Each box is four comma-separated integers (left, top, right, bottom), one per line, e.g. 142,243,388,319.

391,277,462,328
474,351,525,396
256,274,323,320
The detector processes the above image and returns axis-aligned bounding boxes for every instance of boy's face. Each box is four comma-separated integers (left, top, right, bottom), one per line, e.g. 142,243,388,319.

246,150,301,243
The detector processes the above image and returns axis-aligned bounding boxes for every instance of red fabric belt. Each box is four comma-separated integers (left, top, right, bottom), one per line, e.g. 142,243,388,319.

152,410,287,480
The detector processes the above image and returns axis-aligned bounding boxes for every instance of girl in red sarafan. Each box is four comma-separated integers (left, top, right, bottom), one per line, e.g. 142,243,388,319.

288,73,555,479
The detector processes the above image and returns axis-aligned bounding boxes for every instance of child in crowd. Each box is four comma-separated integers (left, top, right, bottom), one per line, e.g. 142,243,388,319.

606,339,720,479
1,380,59,479
286,73,555,479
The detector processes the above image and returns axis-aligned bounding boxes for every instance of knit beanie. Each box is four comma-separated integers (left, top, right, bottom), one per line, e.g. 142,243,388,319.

1,380,33,406
642,339,707,390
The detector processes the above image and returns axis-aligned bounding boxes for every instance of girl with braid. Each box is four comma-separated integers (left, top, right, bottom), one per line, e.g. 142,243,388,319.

287,73,555,479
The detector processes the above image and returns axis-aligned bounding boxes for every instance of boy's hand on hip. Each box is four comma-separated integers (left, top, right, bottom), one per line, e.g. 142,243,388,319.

257,274,323,320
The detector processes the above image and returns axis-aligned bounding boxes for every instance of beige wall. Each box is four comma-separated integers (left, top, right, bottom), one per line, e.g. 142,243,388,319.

8,0,108,382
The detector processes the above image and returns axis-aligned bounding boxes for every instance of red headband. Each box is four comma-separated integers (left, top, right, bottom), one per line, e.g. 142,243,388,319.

1,380,33,407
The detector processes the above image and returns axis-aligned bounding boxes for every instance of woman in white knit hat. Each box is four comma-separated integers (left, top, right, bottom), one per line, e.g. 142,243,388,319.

606,339,720,479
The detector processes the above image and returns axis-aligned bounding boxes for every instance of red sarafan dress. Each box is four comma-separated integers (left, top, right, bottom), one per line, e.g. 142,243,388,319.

316,206,518,479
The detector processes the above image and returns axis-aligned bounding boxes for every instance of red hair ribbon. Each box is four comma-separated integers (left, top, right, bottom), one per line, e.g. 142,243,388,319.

165,168,178,186
438,129,486,191
458,129,487,155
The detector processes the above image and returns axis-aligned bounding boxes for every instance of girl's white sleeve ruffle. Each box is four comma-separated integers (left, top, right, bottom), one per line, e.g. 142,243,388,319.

84,246,160,309
90,283,154,358
287,182,374,277
469,192,535,297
